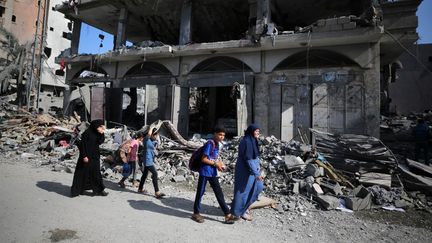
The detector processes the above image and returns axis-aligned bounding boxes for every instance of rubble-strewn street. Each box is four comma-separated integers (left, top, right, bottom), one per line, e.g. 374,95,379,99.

1,154,432,243
1,96,432,242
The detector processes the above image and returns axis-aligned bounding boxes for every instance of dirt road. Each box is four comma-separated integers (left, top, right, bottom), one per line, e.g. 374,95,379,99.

0,160,431,242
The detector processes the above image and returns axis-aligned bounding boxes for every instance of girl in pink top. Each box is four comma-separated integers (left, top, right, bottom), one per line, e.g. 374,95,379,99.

118,132,145,188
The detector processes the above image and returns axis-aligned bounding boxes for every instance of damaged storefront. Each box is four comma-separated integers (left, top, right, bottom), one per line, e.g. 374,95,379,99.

55,0,420,139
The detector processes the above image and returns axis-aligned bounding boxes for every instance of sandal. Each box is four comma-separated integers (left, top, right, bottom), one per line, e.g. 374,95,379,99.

224,214,238,224
191,214,205,223
241,212,253,221
137,189,147,194
155,192,166,199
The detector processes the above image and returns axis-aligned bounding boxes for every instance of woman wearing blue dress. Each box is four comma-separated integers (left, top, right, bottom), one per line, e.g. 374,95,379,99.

230,124,264,221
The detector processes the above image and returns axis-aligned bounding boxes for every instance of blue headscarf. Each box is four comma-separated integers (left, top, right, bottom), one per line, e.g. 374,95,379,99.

242,124,260,160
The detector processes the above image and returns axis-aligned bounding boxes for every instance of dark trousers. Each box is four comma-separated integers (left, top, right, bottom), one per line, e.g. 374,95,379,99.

415,142,429,165
138,165,159,192
193,175,230,215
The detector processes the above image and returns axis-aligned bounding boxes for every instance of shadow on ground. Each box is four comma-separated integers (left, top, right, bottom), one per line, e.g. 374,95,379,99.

36,181,71,197
128,196,226,223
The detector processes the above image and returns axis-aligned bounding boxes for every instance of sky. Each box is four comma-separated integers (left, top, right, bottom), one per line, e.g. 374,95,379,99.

78,1,432,54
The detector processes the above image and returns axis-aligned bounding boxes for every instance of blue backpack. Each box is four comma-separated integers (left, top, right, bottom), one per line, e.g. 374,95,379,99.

188,140,215,172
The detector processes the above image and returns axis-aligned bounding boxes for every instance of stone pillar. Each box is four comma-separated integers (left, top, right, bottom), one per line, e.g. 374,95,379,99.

175,73,190,137
248,0,257,35
115,8,128,49
255,0,271,35
71,19,81,55
268,83,281,138
364,43,380,138
62,86,71,116
179,0,192,45
254,73,270,136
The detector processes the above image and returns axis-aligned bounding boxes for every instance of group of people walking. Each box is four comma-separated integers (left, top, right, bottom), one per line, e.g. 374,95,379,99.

71,120,264,224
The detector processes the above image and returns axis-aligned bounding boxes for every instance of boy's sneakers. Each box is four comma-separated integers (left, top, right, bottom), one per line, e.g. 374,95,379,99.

224,214,237,224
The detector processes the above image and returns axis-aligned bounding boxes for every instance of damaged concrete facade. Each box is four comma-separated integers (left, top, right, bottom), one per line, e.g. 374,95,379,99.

56,0,421,139
0,0,71,111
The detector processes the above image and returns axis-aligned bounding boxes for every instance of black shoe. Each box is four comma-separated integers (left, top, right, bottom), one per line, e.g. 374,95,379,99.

118,181,126,188
94,191,109,196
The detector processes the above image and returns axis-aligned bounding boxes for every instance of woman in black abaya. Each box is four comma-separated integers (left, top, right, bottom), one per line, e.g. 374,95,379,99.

71,119,108,197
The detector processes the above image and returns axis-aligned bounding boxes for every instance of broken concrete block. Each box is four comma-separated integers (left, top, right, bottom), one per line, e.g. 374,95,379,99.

305,163,320,177
313,183,324,195
284,155,305,171
103,168,114,177
53,164,66,172
394,199,414,209
318,178,343,196
305,176,314,184
263,137,273,145
316,195,340,210
21,153,36,158
292,182,300,194
359,172,392,188
172,175,186,182
345,186,372,211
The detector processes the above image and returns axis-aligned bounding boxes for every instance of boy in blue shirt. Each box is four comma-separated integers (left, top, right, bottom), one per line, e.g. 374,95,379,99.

191,127,233,224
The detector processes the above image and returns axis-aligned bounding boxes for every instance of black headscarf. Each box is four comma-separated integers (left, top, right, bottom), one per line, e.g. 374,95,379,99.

90,119,104,132
86,119,105,146
242,124,260,160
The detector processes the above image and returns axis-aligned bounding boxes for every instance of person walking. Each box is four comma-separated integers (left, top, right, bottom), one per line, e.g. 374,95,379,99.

191,127,233,224
137,128,165,198
71,119,108,197
229,124,264,221
118,132,145,188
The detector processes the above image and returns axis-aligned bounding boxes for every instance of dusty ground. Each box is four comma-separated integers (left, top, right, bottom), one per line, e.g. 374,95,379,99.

0,158,431,243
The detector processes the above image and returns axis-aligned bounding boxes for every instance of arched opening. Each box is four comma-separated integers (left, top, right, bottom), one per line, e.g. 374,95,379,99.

188,56,253,137
124,62,171,77
273,50,364,142
274,50,358,70
118,62,172,129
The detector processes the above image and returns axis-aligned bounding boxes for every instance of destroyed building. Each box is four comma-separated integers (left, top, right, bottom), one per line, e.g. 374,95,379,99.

0,0,71,111
55,0,421,140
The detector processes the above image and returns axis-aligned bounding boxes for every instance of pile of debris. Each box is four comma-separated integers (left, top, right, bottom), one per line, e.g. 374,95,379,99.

1,98,431,213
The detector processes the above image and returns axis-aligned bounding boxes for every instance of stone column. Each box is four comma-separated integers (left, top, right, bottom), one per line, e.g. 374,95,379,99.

115,8,128,49
255,0,271,35
364,43,380,138
179,0,192,45
71,19,81,55
254,73,270,136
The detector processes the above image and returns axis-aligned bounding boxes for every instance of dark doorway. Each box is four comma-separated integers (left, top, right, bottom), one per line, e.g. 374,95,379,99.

188,86,238,137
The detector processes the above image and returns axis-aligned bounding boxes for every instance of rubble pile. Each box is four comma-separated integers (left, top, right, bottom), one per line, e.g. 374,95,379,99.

1,100,431,213
0,98,80,149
